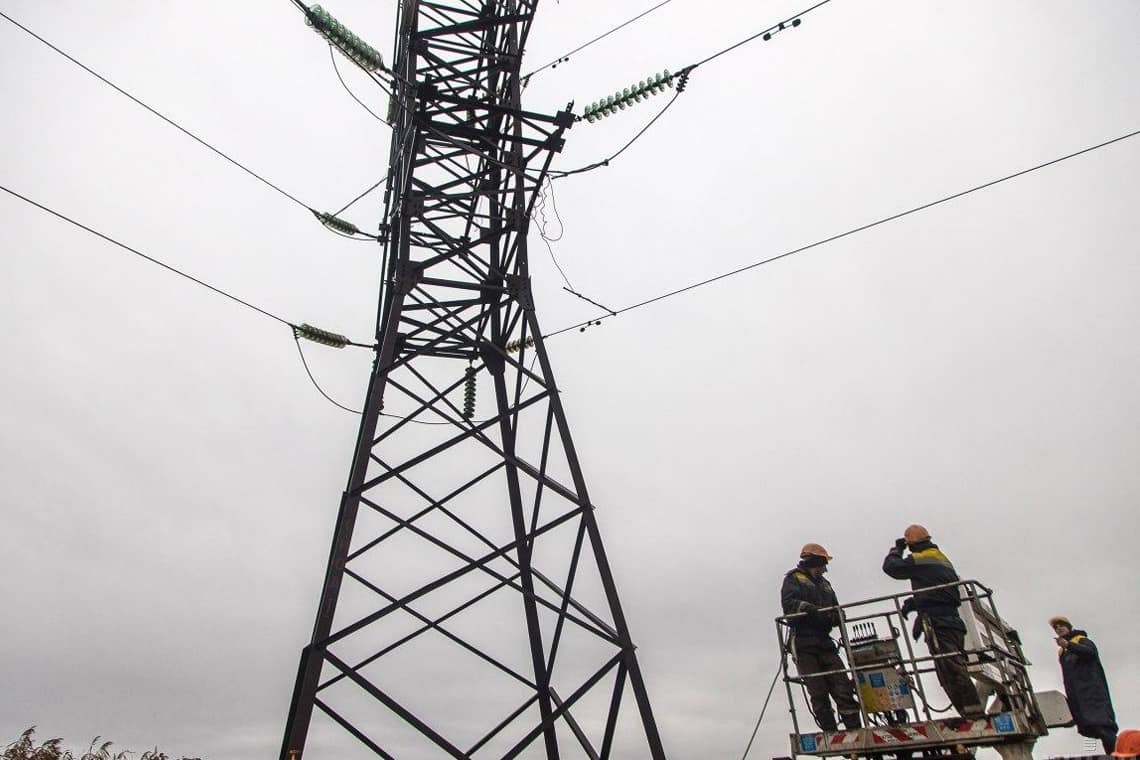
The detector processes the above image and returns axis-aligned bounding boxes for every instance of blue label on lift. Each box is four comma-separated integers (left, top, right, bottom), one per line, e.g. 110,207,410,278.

801,735,818,752
898,681,910,695
993,713,1015,733
869,672,886,687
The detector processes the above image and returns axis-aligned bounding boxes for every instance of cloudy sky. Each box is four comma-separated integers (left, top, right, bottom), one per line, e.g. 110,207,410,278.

2,0,1139,758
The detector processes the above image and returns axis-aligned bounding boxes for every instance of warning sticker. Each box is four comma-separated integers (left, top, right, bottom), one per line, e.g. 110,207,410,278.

993,713,1015,733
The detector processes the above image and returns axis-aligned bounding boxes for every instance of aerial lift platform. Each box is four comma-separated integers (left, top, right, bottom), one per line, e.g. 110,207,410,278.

776,580,1072,760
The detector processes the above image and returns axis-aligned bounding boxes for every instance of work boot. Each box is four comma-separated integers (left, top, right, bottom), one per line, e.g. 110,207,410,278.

840,713,863,730
961,704,986,721
815,704,838,732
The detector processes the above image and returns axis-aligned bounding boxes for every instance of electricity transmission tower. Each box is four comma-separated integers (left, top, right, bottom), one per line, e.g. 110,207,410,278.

282,1,667,757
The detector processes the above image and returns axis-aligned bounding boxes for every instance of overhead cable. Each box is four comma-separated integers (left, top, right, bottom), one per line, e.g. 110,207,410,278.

328,45,390,125
740,651,785,760
0,9,312,213
550,89,684,178
545,127,1140,338
555,0,832,178
334,176,388,216
1,183,377,349
521,0,676,84
1,183,293,328
294,336,363,414
3,8,386,243
692,0,832,70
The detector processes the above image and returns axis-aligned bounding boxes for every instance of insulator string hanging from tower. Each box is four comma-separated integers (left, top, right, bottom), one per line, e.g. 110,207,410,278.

304,4,386,72
294,323,349,349
462,364,476,419
574,7,811,127
583,71,673,122
506,336,535,354
313,210,362,236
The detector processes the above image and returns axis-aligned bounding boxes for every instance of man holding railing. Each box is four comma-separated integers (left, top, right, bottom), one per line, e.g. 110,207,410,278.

882,525,986,720
781,542,862,732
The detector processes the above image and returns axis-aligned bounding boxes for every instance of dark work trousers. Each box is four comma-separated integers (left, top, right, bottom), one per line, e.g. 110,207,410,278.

926,623,985,718
1083,725,1118,755
793,640,861,731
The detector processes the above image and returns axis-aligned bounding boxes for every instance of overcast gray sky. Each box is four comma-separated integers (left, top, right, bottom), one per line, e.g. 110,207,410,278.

2,1,1139,758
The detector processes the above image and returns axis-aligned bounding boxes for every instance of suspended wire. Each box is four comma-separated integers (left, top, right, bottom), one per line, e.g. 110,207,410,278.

380,413,454,425
372,354,543,425
0,9,313,213
322,224,382,242
1,7,403,244
328,44,390,125
535,178,565,241
551,0,835,179
541,235,574,290
287,0,403,98
694,0,833,69
1,183,293,328
545,126,1140,338
332,124,417,217
294,336,363,414
550,89,684,179
562,287,617,316
2,183,380,359
521,0,675,85
740,652,785,760
335,176,387,217
284,0,557,187
518,354,541,396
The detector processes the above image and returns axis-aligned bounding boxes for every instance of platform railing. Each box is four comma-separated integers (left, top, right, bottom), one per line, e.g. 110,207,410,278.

775,579,1045,741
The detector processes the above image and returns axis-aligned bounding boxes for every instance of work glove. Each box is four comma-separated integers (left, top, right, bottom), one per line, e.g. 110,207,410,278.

900,597,916,620
911,615,924,642
894,537,908,551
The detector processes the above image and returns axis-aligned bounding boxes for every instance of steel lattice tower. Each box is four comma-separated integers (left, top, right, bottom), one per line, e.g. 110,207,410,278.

281,1,667,758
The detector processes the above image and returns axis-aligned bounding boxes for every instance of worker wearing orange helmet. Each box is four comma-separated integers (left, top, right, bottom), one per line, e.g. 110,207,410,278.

1112,729,1140,758
781,542,862,732
882,525,985,719
1050,615,1118,754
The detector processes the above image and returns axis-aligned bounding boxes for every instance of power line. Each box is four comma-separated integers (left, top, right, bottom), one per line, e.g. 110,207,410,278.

541,236,575,290
328,44,390,125
692,0,832,70
521,0,676,84
3,182,383,414
294,336,363,414
0,9,312,213
334,176,388,217
1,183,294,328
545,126,1140,338
552,0,833,179
550,89,685,179
740,652,785,760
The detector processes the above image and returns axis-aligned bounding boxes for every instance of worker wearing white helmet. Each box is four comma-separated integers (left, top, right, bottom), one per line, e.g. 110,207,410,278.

781,542,862,732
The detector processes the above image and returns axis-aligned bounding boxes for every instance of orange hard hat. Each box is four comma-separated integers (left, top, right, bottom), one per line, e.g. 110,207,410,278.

800,543,833,561
903,524,931,543
1112,729,1140,758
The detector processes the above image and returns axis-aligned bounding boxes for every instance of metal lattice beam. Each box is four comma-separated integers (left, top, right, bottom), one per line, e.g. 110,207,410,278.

281,1,667,757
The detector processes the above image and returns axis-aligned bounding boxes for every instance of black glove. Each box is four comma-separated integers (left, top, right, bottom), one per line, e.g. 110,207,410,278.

894,537,908,551
911,615,924,642
900,597,916,620
799,602,819,616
